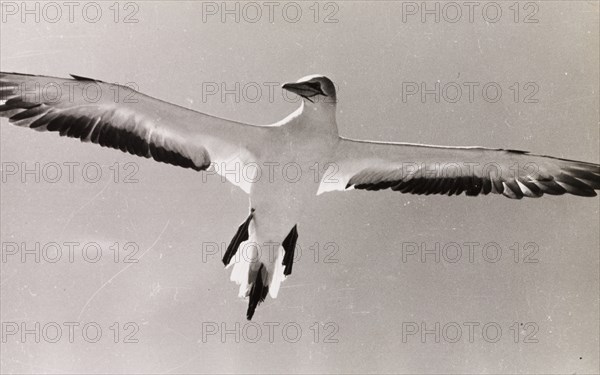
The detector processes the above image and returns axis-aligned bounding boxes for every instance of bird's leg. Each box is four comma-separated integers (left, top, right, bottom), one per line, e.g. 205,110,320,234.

222,208,255,267
282,225,298,276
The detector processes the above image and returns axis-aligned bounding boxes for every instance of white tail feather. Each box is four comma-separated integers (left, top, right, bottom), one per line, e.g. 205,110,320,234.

269,246,286,298
229,240,255,297
228,240,287,299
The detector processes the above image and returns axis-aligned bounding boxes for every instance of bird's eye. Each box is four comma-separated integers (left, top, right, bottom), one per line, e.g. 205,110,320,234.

306,81,326,96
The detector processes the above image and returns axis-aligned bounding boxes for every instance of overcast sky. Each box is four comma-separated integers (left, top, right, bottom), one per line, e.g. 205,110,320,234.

1,1,599,374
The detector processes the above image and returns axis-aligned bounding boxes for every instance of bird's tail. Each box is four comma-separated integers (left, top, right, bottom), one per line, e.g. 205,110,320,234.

226,238,287,320
245,262,270,320
222,210,298,320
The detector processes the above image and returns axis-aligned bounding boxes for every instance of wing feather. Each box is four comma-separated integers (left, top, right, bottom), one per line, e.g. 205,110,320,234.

1,72,268,177
322,137,600,199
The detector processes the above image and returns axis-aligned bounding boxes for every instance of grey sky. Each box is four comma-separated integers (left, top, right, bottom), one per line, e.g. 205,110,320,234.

1,1,598,374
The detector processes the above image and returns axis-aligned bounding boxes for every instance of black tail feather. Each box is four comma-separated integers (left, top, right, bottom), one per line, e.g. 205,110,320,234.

246,264,269,320
222,208,254,266
282,225,298,276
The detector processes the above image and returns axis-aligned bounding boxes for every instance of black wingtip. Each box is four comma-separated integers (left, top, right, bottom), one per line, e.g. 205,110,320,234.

0,71,39,78
70,74,101,82
0,71,103,83
246,264,269,320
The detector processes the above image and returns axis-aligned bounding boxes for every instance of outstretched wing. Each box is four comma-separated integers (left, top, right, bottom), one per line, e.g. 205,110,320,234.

320,137,600,199
0,72,268,182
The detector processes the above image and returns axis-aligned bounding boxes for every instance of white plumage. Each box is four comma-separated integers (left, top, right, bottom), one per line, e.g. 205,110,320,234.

2,72,599,319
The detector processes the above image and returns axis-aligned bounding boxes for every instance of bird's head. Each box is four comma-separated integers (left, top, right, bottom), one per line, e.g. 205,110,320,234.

282,75,337,105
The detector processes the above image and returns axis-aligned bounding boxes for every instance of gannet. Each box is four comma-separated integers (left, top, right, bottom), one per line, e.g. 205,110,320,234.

1,72,599,319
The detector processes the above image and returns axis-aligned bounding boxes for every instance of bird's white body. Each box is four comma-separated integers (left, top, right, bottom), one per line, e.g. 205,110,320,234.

231,100,340,300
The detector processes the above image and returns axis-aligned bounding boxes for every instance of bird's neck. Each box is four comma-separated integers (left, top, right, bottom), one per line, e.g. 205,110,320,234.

298,100,339,136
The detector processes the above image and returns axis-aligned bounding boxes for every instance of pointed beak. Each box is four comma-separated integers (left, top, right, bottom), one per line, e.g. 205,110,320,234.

282,82,326,99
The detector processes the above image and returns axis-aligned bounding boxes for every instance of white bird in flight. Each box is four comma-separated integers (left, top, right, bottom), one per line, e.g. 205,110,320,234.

1,72,599,319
